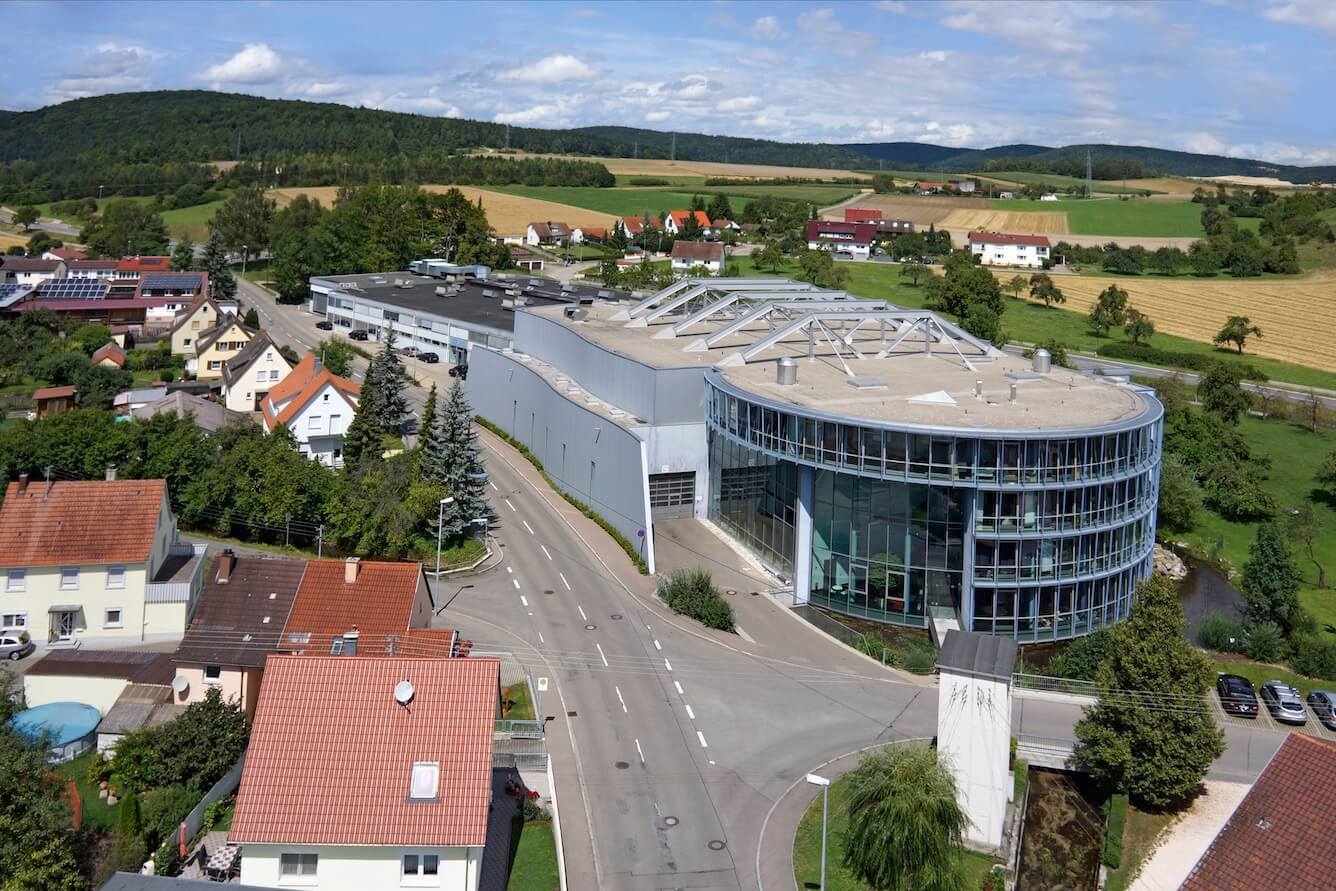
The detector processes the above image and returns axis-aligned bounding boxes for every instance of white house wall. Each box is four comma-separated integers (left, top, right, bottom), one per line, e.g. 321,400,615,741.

936,671,1012,848
239,843,482,891
24,675,128,716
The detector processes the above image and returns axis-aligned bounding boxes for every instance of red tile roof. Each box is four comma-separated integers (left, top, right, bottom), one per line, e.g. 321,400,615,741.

259,353,360,431
618,216,647,235
32,385,77,400
91,342,127,367
228,655,499,847
966,230,1052,247
1182,733,1336,891
668,210,712,229
528,221,572,238
0,479,168,567
807,220,878,243
46,247,87,261
281,560,427,652
115,256,170,273
844,208,884,222
670,241,724,263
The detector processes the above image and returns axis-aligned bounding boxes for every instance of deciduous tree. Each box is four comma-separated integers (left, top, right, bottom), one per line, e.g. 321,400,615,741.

1086,284,1128,336
1287,504,1325,590
1240,522,1303,633
1027,272,1065,308
1006,274,1027,298
1213,315,1262,354
80,199,170,258
1198,362,1251,424
1123,307,1155,344
211,185,275,260
0,707,84,891
13,205,39,231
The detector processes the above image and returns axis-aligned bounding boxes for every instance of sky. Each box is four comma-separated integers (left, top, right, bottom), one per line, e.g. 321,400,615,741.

2,0,1334,166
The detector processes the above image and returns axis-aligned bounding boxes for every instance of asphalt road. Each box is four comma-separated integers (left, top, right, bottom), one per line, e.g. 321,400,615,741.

0,209,81,238
237,276,1289,890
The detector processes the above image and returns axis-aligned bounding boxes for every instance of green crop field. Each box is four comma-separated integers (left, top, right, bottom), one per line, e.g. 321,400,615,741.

977,170,1161,195
994,197,1207,237
492,183,858,218
161,200,223,241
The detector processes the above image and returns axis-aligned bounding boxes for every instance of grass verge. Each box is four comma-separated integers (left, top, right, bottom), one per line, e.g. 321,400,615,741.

55,751,118,833
1103,805,1177,891
506,819,559,891
502,681,536,721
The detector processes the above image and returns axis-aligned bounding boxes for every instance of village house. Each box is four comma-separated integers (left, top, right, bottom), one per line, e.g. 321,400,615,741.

669,241,724,275
663,210,715,238
1,256,66,286
260,353,360,466
43,246,87,262
967,231,1052,268
91,342,126,368
221,332,293,412
66,259,118,280
191,315,254,380
131,390,249,432
169,296,223,356
806,220,878,259
525,221,573,246
111,256,171,295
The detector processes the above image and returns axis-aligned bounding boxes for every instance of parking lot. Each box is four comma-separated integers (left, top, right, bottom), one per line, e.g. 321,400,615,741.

1209,690,1336,742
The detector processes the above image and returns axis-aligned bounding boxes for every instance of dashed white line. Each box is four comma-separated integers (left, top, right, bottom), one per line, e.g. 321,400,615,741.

653,639,662,651
696,730,709,749
538,631,544,644
674,681,684,695
512,579,521,590
684,704,695,720
489,480,499,491
506,566,513,574
615,686,627,713
504,498,516,512
577,605,588,621
560,573,571,591
664,658,673,671
522,520,535,535
541,545,552,560
635,738,645,764
595,643,609,667
520,595,529,607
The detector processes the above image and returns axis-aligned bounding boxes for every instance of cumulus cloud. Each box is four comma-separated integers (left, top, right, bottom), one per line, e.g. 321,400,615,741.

48,43,156,100
645,110,670,122
1263,0,1336,36
919,50,948,62
751,15,782,39
717,95,761,112
500,54,599,84
201,42,285,85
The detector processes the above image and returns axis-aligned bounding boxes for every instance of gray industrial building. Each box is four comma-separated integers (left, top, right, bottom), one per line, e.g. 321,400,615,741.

468,278,1164,642
308,263,627,363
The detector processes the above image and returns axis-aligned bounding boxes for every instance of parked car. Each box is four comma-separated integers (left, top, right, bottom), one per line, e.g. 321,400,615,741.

1259,680,1308,725
0,629,34,661
315,320,333,331
449,363,469,379
1215,673,1259,718
348,329,369,341
419,352,440,364
399,346,420,358
1307,690,1336,730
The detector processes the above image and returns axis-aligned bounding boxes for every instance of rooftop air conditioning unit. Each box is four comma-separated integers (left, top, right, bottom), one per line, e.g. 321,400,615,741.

482,289,497,298
435,286,448,296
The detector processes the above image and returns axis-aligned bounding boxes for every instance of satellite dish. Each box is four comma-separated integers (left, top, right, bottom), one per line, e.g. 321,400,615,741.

394,680,415,706
171,675,190,695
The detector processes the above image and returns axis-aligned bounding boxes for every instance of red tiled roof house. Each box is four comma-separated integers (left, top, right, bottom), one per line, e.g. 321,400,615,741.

260,353,360,467
525,221,572,246
669,241,725,275
806,220,879,259
966,230,1052,269
229,655,500,891
0,476,203,644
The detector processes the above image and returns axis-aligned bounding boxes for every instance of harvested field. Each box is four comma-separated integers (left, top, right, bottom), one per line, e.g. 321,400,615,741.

0,231,30,250
830,193,991,225
268,185,613,236
1119,177,1201,197
473,151,871,181
1187,175,1318,189
1031,272,1336,372
938,208,1069,234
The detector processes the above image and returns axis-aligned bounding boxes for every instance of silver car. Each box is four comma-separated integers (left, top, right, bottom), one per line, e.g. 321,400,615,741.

1260,680,1308,725
0,629,34,661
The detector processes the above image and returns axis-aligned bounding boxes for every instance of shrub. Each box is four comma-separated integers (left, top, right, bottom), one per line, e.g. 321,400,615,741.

1244,621,1288,663
113,832,148,873
521,790,549,821
1197,612,1245,652
86,752,111,787
1102,793,1128,868
117,794,141,838
980,866,1006,891
897,636,938,674
1289,636,1336,681
1045,628,1114,681
153,841,182,878
1094,342,1265,380
658,567,736,633
627,177,671,186
141,785,196,849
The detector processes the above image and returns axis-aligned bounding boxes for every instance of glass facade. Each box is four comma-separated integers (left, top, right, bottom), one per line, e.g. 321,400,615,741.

705,375,1162,642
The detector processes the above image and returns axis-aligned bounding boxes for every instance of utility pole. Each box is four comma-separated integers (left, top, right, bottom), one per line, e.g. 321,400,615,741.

671,133,676,162
316,525,324,558
504,124,510,150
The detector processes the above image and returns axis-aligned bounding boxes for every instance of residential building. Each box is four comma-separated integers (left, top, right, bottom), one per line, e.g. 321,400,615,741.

112,256,171,294
1,257,66,286
279,557,436,653
967,231,1052,268
32,384,77,417
43,247,87,262
916,181,948,194
113,387,169,416
572,226,606,243
22,650,176,716
91,342,126,368
806,220,877,259
664,210,715,237
949,179,977,193
615,216,650,240
229,655,499,891
711,217,740,233
875,219,915,235
221,332,292,412
468,278,1162,642
669,241,724,274
191,315,254,380
1182,734,1336,891
259,354,360,466
138,271,208,300
308,270,626,364
13,294,181,329
525,221,573,246
0,476,206,644
66,259,118,280
169,296,223,356
131,390,250,432
843,208,883,223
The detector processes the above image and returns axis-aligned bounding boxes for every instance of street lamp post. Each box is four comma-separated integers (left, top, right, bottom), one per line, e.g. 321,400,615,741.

806,773,831,891
435,496,455,575
242,244,248,278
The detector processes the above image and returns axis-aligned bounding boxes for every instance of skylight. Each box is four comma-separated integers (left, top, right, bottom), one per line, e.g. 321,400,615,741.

409,762,440,800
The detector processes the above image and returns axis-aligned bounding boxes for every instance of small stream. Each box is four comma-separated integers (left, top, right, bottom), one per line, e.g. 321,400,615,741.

1016,768,1105,891
1178,557,1244,642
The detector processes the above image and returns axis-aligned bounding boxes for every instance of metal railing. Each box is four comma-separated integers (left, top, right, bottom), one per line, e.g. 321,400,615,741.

1011,672,1099,697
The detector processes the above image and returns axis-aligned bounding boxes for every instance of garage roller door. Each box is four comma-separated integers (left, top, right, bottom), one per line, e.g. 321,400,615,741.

649,472,696,520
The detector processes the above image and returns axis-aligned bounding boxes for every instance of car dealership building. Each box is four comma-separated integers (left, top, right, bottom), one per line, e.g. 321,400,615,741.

467,279,1163,642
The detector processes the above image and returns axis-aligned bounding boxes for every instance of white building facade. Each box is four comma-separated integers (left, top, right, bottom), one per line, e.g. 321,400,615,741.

967,232,1052,268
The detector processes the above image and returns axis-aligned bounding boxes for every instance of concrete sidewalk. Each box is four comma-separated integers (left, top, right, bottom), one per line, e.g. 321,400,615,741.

1130,781,1249,891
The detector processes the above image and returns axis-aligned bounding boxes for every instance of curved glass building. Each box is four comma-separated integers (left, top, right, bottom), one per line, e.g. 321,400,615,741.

471,277,1163,643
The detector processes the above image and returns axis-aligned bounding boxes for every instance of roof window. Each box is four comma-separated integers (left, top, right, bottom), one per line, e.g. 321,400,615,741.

408,761,440,801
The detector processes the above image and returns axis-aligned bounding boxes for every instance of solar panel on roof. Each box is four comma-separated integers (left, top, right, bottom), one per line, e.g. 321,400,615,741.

140,274,202,289
37,280,109,299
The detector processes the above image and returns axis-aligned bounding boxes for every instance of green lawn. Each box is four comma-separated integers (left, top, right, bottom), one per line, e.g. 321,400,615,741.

1104,805,1177,891
161,201,223,241
978,170,1163,195
1210,655,1327,691
55,751,119,832
730,254,1336,389
793,766,1001,891
995,197,1207,237
502,681,535,721
615,174,708,187
506,819,559,891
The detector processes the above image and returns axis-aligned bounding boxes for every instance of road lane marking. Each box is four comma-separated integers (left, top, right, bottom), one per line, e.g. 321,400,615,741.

577,605,588,621
520,595,529,607
538,631,544,644
506,566,513,574
664,658,673,671
489,480,499,491
596,643,609,667
674,681,684,695
504,498,516,512
696,730,709,749
615,686,627,713
560,572,571,590
685,704,695,720
736,624,755,643
512,579,520,590
522,520,535,535
653,639,662,651
635,738,645,764
541,545,552,560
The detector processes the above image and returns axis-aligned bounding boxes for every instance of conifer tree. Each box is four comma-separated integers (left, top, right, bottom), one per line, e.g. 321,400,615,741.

419,383,438,450
419,385,449,484
366,331,407,432
199,229,238,301
342,387,382,469
437,380,488,541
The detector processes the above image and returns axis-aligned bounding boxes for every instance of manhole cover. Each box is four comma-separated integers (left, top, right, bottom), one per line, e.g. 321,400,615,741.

611,614,623,620
725,589,738,596
707,840,726,851
585,624,597,630
615,761,629,770
543,589,555,595
663,816,679,827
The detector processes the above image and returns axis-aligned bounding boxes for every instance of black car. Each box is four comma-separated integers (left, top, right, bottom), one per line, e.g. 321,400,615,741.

449,363,469,380
1216,673,1259,718
315,320,333,330
419,351,440,364
1307,690,1336,730
348,329,369,341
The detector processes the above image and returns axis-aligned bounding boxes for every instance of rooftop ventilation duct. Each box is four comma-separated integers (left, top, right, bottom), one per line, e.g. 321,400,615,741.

1031,348,1051,374
1009,382,1018,403
777,357,798,385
